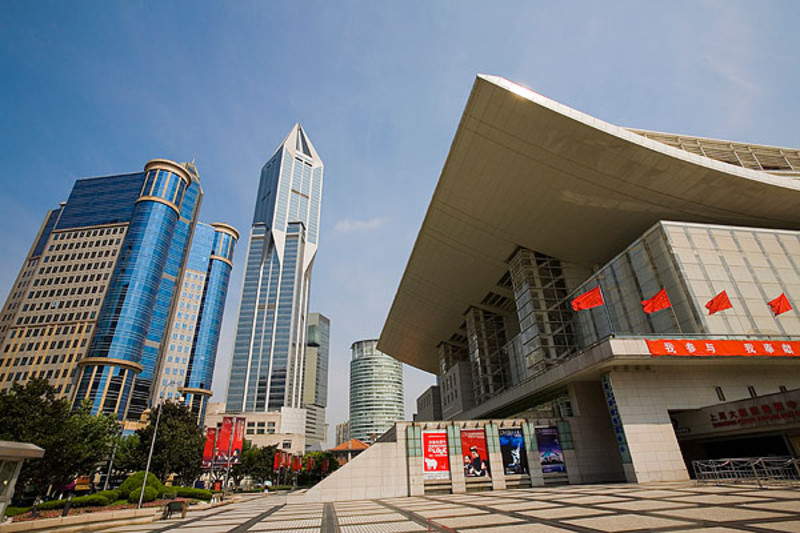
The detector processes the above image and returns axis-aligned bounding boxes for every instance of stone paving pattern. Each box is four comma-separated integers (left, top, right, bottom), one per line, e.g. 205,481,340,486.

106,482,800,533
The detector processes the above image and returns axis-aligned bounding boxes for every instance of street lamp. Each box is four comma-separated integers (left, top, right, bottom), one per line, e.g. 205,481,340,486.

138,380,182,509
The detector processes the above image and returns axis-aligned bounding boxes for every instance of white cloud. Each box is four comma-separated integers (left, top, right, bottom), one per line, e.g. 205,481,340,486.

334,217,387,234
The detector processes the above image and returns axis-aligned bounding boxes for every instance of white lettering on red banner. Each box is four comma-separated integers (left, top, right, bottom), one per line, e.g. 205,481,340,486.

647,339,800,357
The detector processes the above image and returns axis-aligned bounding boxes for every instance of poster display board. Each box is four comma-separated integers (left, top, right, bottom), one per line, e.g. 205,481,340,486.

422,430,450,480
460,428,490,477
498,427,529,475
535,427,566,473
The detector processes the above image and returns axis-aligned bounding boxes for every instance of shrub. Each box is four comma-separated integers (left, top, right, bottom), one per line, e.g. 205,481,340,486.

267,485,293,492
4,506,32,518
71,494,111,508
118,471,163,500
159,488,177,499
129,486,158,503
37,499,67,510
94,489,120,503
174,487,212,501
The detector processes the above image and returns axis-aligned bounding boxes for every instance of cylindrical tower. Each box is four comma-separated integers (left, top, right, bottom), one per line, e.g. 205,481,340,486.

74,159,192,417
182,222,239,423
348,339,404,442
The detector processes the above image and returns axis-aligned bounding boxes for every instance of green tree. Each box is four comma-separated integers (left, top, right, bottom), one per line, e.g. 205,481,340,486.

0,378,118,498
135,401,204,485
232,444,276,486
112,434,145,475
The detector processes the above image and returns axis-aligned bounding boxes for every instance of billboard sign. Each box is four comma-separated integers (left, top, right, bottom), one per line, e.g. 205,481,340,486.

421,430,450,480
460,428,490,477
535,427,566,473
499,427,529,475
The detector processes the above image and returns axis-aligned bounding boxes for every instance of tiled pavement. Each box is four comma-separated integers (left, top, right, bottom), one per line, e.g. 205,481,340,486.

106,482,800,533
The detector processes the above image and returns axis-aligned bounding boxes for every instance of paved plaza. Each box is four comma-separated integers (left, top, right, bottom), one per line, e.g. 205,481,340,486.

106,483,800,533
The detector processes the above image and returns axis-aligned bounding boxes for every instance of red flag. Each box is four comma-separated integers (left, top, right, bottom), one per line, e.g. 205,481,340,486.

273,451,280,472
293,456,301,472
215,417,233,464
322,458,329,473
768,293,792,316
201,428,216,470
705,290,733,315
571,286,605,311
641,288,671,314
230,418,245,464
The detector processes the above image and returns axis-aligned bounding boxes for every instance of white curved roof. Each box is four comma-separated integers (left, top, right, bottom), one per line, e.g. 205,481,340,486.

379,74,800,373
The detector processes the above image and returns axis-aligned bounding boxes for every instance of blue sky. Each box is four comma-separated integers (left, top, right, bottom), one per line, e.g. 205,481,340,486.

2,1,799,443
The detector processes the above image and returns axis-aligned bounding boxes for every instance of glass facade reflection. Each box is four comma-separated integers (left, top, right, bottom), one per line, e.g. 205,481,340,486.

349,339,404,443
227,125,325,415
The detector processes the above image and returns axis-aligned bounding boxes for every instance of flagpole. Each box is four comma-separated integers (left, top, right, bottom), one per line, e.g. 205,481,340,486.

599,285,615,337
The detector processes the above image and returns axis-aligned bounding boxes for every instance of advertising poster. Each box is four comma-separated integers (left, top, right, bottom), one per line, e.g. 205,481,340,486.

231,417,246,464
201,427,216,470
422,430,450,479
535,427,566,473
499,427,529,475
214,416,233,464
460,428,490,477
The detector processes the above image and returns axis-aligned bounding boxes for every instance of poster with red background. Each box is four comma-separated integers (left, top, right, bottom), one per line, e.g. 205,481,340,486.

460,428,490,477
422,430,450,479
215,416,233,463
201,427,216,470
231,417,246,464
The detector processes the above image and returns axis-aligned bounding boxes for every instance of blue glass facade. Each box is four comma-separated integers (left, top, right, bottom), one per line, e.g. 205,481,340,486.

227,125,324,414
74,161,197,419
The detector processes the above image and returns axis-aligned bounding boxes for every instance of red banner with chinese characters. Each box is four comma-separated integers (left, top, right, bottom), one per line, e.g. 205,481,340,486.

215,416,233,464
230,417,246,464
202,428,216,470
647,339,800,357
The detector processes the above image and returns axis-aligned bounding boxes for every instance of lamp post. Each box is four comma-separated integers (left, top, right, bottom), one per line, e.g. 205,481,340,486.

138,380,181,509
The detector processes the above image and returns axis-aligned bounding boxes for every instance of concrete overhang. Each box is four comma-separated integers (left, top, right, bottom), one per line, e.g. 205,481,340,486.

379,74,800,374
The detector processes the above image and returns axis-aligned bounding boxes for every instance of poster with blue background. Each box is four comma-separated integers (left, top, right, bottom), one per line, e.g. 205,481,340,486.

498,427,529,475
535,427,566,473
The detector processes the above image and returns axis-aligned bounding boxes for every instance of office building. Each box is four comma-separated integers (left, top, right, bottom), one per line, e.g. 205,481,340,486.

414,385,442,421
0,159,237,425
303,312,329,447
349,339,404,442
204,401,305,455
226,125,324,419
378,75,800,484
335,421,350,446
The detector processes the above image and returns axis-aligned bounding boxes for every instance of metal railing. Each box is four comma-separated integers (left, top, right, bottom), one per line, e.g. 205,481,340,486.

693,457,800,487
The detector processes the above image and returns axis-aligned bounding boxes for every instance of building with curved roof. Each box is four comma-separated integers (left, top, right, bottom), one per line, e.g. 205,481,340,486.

380,75,800,484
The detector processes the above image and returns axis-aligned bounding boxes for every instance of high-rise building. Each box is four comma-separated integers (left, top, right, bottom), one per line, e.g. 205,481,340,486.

348,339,404,443
226,125,324,415
303,312,329,447
0,159,237,425
380,74,800,484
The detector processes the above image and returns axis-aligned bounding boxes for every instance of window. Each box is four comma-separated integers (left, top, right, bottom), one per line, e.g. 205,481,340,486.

779,385,788,393
715,386,726,401
748,386,757,398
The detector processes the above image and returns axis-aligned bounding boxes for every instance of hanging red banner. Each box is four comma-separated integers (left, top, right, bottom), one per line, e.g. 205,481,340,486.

647,339,800,357
215,416,233,464
293,456,301,472
273,451,280,472
322,458,330,473
201,428,216,470
230,417,246,464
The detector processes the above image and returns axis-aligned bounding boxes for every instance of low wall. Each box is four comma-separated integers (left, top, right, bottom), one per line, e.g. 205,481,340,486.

0,508,159,533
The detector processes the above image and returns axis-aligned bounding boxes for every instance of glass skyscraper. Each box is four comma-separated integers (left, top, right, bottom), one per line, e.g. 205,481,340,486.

0,159,237,425
349,339,404,443
226,125,324,415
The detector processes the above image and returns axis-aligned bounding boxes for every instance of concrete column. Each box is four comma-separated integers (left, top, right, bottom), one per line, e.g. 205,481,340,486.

522,421,544,486
567,381,626,483
446,424,466,494
485,423,506,490
604,372,689,483
405,425,425,496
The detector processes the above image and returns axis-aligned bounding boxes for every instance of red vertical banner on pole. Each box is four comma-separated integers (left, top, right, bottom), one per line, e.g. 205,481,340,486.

215,416,233,464
322,458,329,473
202,428,216,470
273,451,280,472
231,417,246,464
